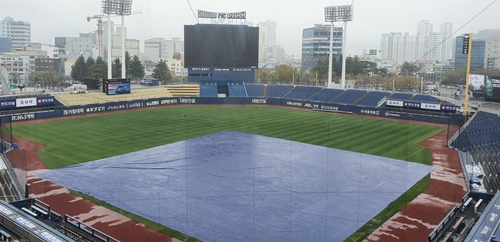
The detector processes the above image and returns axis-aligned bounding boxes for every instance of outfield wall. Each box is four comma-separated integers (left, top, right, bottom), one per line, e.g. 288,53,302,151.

0,97,462,125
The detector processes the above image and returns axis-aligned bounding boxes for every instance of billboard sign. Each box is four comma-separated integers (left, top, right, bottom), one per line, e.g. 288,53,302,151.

421,103,441,111
468,74,485,91
105,79,131,95
16,98,37,107
386,100,404,107
463,34,470,54
197,10,247,22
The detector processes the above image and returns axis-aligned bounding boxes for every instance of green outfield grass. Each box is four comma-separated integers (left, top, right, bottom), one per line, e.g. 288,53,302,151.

12,105,443,241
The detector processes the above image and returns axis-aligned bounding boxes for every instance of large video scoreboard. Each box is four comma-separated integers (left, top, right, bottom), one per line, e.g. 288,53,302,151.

184,24,258,69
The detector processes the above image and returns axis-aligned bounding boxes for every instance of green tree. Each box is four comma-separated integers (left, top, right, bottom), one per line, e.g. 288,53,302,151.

71,55,88,81
399,62,421,77
89,63,108,80
274,65,295,83
152,60,171,84
112,57,122,78
95,56,105,65
86,56,95,66
311,60,330,82
255,68,272,83
129,55,145,81
35,71,61,89
125,51,132,77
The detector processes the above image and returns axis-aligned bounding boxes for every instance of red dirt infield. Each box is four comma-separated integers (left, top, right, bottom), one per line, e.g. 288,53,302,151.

366,126,467,242
9,136,180,242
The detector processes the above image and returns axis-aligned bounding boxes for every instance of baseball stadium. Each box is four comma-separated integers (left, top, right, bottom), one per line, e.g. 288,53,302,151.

0,9,500,242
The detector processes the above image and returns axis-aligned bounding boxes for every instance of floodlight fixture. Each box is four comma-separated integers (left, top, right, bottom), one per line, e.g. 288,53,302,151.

324,5,353,23
101,0,133,16
324,5,354,89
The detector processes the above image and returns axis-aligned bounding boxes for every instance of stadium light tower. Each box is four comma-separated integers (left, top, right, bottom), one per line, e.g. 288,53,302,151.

324,5,353,89
102,0,133,79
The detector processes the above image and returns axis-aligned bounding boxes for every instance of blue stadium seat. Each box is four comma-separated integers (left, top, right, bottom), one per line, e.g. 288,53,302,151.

388,93,413,101
199,83,218,97
266,85,293,98
245,83,265,97
284,86,323,100
227,83,247,97
355,91,391,106
308,88,344,101
331,90,367,104
411,94,441,103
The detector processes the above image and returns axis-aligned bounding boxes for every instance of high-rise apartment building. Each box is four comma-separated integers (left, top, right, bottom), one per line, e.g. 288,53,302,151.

144,37,184,61
0,17,31,49
380,32,454,65
301,24,343,71
258,20,277,62
440,22,453,35
417,20,433,36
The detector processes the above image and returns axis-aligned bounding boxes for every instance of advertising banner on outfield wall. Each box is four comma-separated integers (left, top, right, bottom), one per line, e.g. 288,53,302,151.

1,96,452,124
16,98,37,108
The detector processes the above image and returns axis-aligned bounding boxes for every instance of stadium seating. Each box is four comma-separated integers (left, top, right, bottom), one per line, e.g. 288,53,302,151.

284,86,323,100
472,111,498,123
411,94,441,103
55,87,176,106
245,83,265,97
227,83,247,97
355,91,391,106
265,84,293,98
199,83,218,97
387,92,413,100
164,84,200,97
331,89,367,104
307,88,344,101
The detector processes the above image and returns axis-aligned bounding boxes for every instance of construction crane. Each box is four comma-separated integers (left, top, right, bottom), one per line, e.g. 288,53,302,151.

87,11,141,59
87,14,105,58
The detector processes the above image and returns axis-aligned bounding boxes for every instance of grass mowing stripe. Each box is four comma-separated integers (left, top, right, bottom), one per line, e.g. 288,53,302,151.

12,105,442,241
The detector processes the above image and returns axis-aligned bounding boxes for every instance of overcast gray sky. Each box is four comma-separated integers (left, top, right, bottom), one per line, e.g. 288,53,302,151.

1,0,499,56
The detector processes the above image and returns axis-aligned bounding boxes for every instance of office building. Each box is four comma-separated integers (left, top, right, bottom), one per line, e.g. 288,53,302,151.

56,37,97,60
111,27,140,59
301,24,343,71
485,37,500,69
0,17,31,49
144,37,184,61
0,37,12,53
453,35,485,70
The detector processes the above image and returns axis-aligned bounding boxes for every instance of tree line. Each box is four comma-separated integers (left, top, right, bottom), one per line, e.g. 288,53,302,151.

71,51,145,81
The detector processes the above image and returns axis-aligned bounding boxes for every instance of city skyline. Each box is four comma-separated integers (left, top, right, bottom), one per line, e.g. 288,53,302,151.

1,0,499,57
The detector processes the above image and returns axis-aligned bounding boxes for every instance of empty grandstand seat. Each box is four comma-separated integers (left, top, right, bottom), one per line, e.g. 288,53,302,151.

331,89,367,104
199,83,218,97
355,91,390,106
308,88,344,102
245,83,265,97
227,83,247,97
265,85,293,98
387,92,413,101
284,86,323,100
411,94,441,103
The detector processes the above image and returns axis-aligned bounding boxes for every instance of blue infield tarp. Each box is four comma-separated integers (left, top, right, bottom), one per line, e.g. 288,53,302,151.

37,131,432,242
